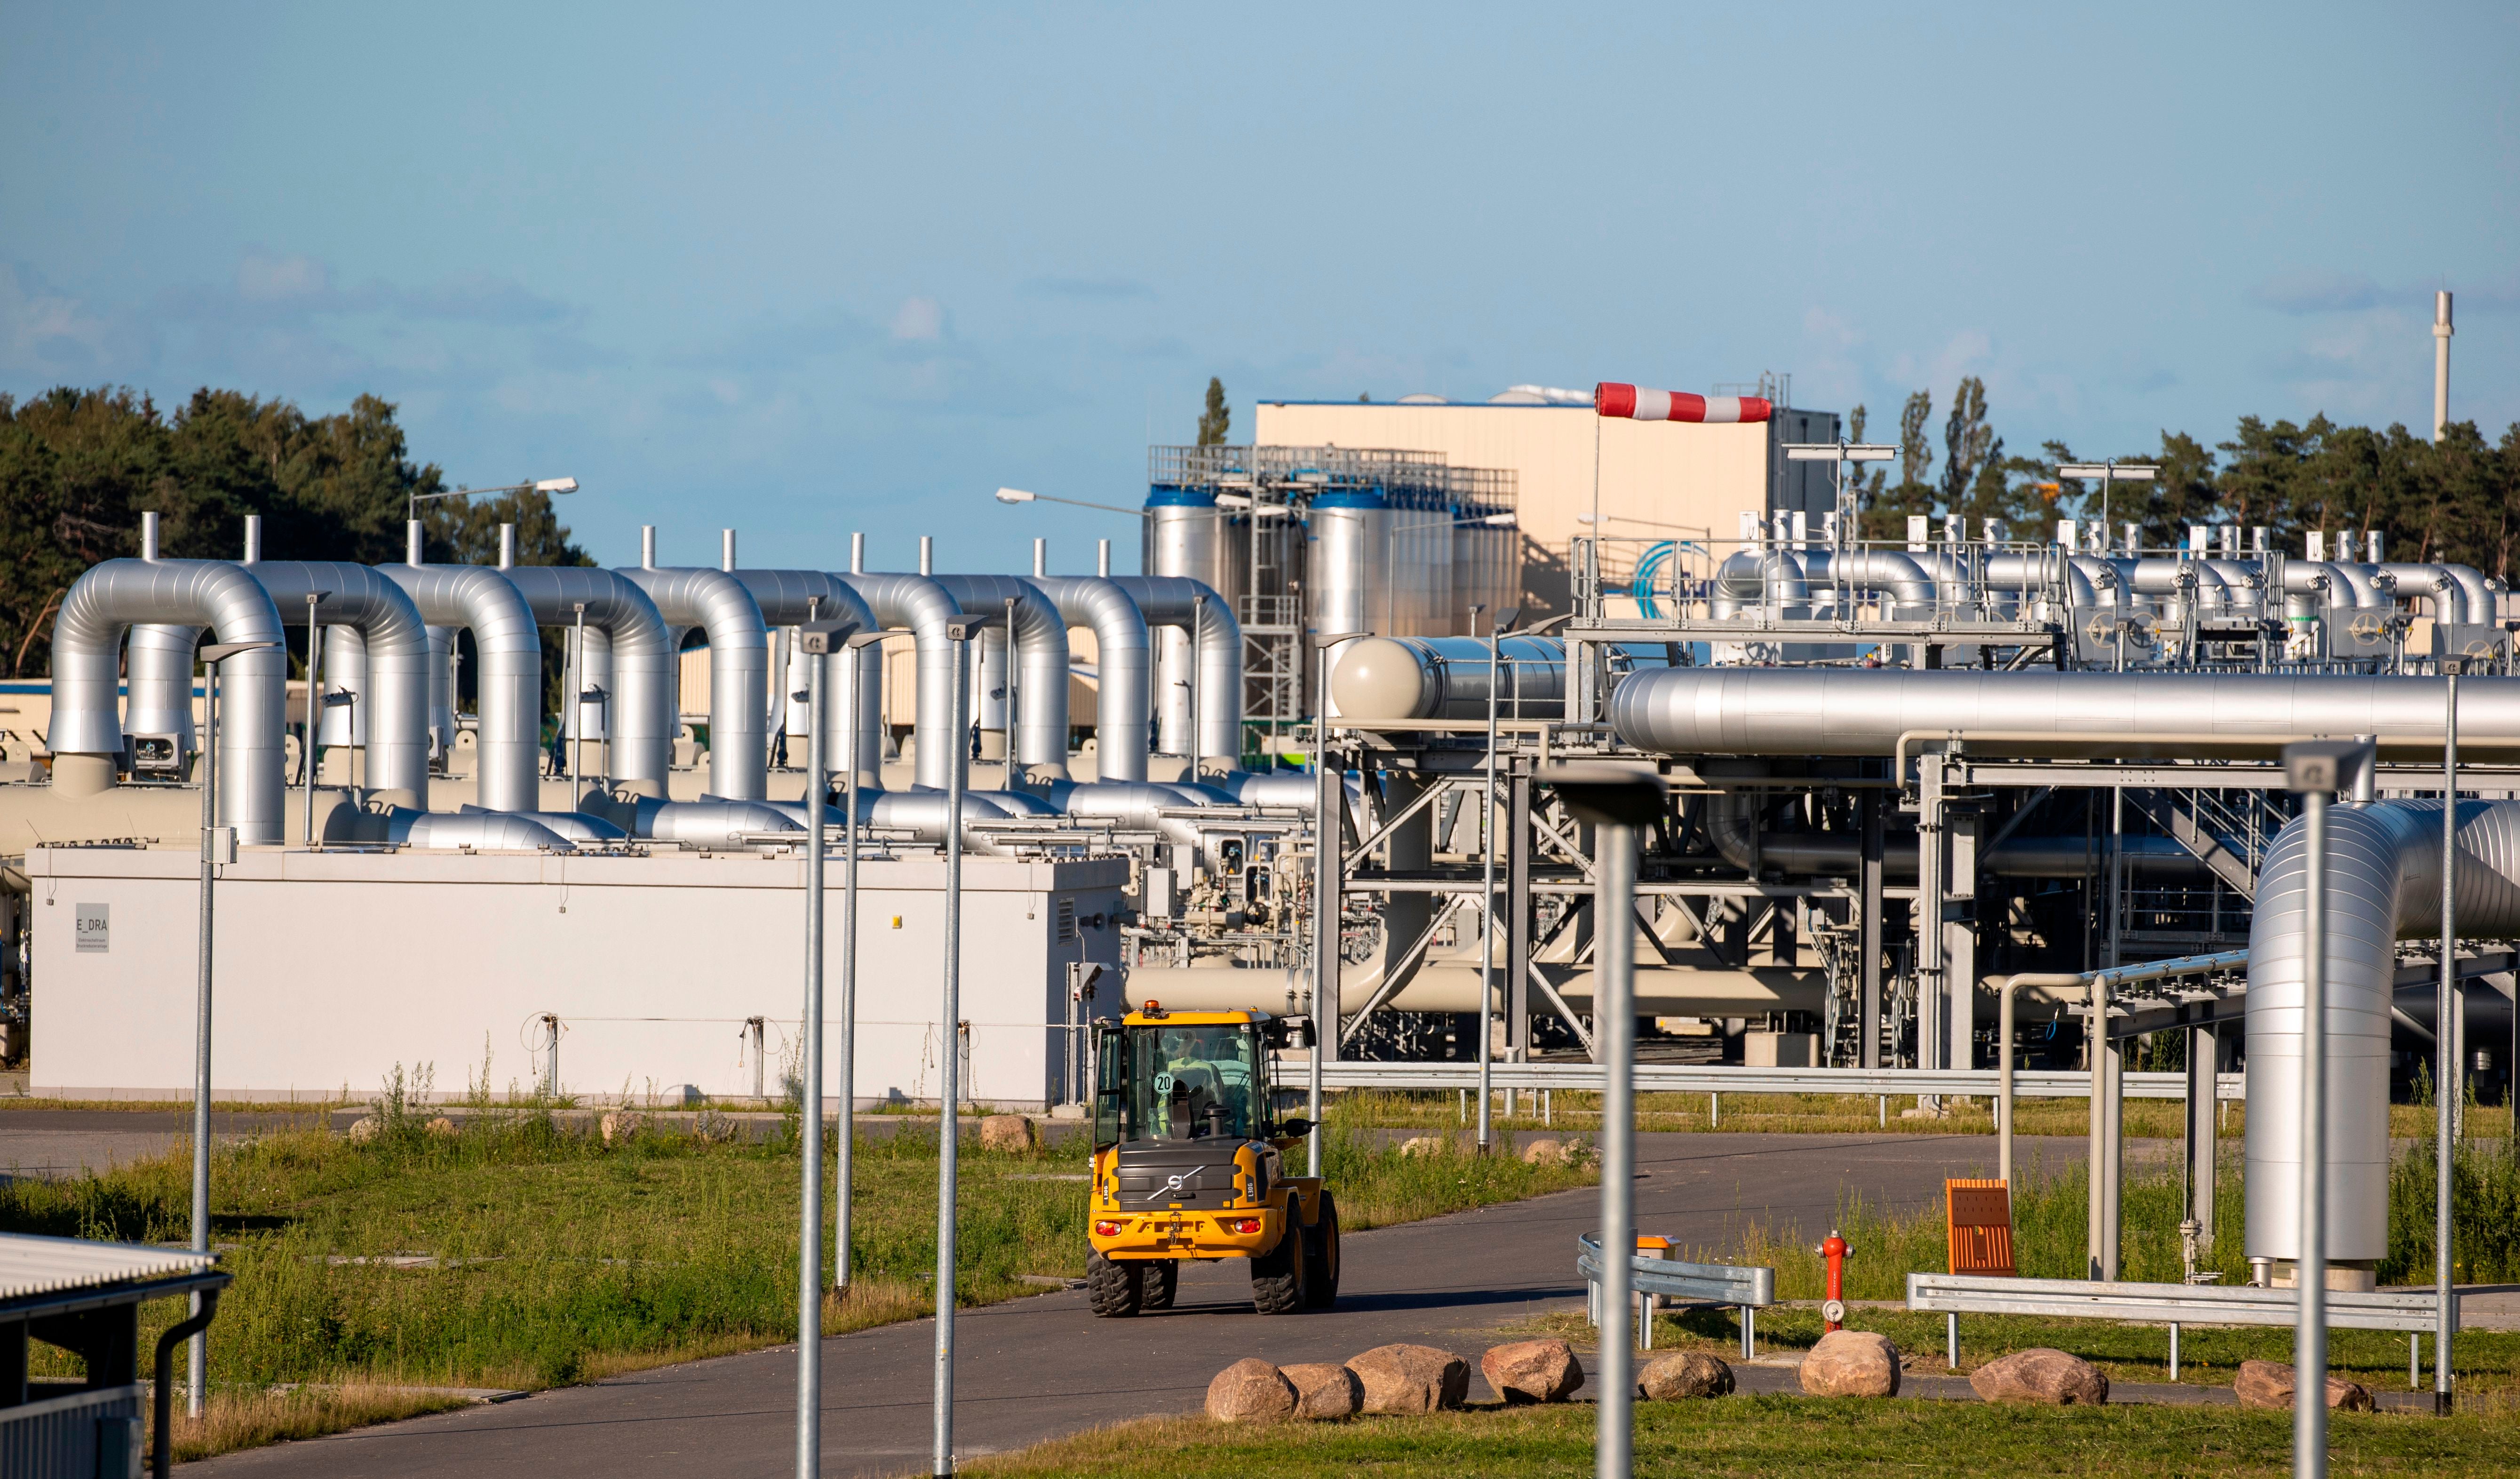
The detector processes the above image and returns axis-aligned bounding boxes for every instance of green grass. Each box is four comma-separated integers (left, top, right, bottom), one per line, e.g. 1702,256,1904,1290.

0,1091,1593,1460
968,1398,2520,1478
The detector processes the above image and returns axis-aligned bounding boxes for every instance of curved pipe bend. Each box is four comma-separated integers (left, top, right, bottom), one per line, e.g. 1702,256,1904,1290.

247,562,434,804
500,567,676,796
1104,576,1241,766
731,570,885,788
378,563,543,814
1025,575,1151,783
2245,799,2520,1265
620,567,770,801
839,572,962,790
930,575,1071,777
51,558,289,843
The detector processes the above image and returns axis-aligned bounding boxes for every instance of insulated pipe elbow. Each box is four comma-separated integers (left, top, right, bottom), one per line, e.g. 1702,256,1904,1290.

1986,551,2097,609
123,624,205,762
378,564,542,814
1709,550,1809,618
1802,550,1935,618
50,559,288,842
498,567,675,795
2376,563,2489,625
1104,576,1241,765
247,563,434,803
2245,800,2520,1264
839,572,961,790
730,570,885,788
1025,575,1151,783
930,575,1072,776
620,567,770,800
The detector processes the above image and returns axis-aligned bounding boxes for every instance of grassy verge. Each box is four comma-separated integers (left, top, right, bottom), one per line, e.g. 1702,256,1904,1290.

1514,1136,2520,1396
0,1101,1592,1462
967,1399,2520,1478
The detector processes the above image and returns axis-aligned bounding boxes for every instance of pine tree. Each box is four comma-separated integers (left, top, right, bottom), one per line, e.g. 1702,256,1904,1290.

1196,378,1231,446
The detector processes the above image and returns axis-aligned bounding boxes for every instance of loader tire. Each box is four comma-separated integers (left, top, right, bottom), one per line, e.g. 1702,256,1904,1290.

1141,1258,1178,1311
1303,1191,1341,1309
1086,1252,1142,1317
1250,1221,1308,1315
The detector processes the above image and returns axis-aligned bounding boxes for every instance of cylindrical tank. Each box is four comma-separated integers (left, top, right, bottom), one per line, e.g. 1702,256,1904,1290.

1309,489,1387,714
1145,488,1242,755
1330,636,1570,723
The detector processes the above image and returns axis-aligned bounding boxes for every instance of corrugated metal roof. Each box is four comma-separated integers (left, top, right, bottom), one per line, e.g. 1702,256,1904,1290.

0,1231,218,1300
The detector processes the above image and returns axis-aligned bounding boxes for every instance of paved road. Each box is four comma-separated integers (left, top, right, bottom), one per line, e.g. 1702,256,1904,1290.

0,1108,336,1180
193,1129,2091,1478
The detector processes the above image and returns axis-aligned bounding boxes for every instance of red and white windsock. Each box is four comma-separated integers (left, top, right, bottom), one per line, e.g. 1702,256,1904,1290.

1594,383,1772,424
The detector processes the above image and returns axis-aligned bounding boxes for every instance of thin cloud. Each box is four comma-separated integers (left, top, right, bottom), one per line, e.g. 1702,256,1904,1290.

2250,270,2384,315
1021,276,1153,301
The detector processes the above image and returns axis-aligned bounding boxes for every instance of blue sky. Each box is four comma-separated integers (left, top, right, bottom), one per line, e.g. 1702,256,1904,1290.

4,3,2513,575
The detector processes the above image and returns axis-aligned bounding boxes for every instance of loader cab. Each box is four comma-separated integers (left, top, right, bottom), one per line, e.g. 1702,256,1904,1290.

1092,1005,1310,1150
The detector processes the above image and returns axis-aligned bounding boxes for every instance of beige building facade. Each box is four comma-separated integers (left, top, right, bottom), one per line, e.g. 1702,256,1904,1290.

1253,397,1840,616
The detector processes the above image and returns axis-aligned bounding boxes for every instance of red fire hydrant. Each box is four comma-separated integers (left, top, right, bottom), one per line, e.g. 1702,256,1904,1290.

1819,1229,1851,1332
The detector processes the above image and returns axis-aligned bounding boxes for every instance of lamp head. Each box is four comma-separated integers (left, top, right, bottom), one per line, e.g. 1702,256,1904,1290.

534,477,580,496
994,488,1038,505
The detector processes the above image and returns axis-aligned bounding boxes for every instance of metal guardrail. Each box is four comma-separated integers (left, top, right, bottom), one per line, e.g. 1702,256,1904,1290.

1312,1061,2246,1102
1577,1234,1775,1307
1905,1272,2447,1333
1907,1271,2454,1377
1577,1232,1775,1356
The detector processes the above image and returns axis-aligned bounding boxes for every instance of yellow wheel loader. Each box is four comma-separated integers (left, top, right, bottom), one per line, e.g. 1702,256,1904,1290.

1083,1005,1339,1316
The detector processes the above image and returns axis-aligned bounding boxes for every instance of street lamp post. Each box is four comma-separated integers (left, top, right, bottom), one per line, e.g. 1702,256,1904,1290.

1540,764,1668,1479
407,476,579,526
190,638,276,1417
1310,630,1365,1179
2281,738,2369,1479
839,628,892,1296
2056,463,2159,551
792,616,860,1479
934,609,1001,1479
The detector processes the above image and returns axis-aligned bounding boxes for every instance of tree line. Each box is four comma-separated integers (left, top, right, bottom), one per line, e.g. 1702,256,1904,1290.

0,386,587,680
1847,376,2520,576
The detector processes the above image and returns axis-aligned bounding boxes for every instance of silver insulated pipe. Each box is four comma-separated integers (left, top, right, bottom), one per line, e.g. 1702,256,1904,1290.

122,622,204,768
731,570,885,789
619,566,771,800
1328,635,1569,723
2246,799,2520,1266
837,571,961,790
377,560,543,814
49,559,289,842
1024,575,1151,783
1609,667,2520,760
497,567,677,796
246,562,435,805
930,575,1071,776
1105,576,1240,766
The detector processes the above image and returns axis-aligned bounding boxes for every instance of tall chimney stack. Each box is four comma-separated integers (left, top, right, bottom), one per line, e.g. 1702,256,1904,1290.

2434,289,2455,442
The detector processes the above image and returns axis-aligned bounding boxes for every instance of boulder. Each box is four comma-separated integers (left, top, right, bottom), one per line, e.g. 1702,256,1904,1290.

599,1110,643,1145
979,1114,1038,1153
1637,1350,1734,1400
424,1116,459,1138
1346,1343,1471,1414
2234,1359,2374,1412
1969,1347,2107,1406
1280,1362,1363,1420
1397,1136,1444,1158
346,1116,380,1145
1797,1329,1900,1398
1204,1359,1297,1423
1520,1138,1570,1166
1480,1338,1584,1404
